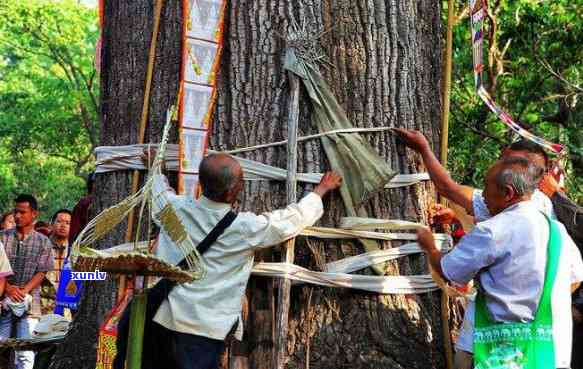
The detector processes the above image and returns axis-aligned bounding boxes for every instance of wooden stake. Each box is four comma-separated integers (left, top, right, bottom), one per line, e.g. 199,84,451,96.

440,0,456,368
274,70,300,369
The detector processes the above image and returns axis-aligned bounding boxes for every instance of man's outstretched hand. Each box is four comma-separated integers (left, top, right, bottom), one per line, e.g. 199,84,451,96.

428,204,457,227
416,227,436,252
392,128,431,153
314,171,343,197
539,174,561,198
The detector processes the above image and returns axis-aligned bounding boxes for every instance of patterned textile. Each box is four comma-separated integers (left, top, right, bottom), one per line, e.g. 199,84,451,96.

96,289,132,369
0,229,54,317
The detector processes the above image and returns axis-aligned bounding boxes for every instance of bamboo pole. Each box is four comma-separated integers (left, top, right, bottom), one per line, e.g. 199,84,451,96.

122,1,165,368
440,0,456,369
126,289,147,369
440,0,455,166
124,0,165,245
274,70,300,369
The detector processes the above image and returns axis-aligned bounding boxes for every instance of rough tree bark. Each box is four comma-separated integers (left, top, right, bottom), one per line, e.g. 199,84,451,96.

213,2,445,369
51,1,445,368
49,1,181,368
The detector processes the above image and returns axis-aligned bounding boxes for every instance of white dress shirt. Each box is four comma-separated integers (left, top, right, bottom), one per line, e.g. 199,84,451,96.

151,176,324,341
446,200,583,367
0,241,13,278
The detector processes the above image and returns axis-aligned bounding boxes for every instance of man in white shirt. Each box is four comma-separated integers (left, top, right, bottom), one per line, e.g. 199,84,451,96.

417,157,583,369
149,153,342,369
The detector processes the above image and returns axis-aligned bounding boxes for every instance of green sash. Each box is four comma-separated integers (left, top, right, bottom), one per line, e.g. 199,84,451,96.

473,214,561,369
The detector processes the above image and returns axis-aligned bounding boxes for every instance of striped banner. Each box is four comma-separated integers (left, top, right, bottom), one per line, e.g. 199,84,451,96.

469,0,564,154
178,0,228,195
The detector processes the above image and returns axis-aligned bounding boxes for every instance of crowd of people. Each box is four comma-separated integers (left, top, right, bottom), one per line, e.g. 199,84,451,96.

0,133,582,369
0,175,94,369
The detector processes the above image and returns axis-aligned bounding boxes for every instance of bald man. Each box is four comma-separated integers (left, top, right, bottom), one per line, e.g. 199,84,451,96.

132,153,341,369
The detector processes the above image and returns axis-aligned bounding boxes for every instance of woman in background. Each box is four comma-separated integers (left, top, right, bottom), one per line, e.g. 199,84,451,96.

0,212,15,231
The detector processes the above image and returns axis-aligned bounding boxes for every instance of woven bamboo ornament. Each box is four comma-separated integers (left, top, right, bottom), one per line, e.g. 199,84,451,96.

70,111,202,282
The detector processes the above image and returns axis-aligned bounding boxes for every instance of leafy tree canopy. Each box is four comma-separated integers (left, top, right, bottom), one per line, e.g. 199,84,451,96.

0,0,581,218
0,0,98,217
448,0,583,202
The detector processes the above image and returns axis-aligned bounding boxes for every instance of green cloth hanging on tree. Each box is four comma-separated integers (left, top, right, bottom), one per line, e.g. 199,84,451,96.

284,50,396,275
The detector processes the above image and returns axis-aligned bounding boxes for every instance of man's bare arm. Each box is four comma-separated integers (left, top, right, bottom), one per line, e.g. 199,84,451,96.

393,128,475,214
416,227,446,280
22,272,46,295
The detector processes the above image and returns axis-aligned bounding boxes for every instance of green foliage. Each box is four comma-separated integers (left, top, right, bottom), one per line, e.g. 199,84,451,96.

0,0,98,218
0,0,581,217
448,0,583,203
0,148,85,218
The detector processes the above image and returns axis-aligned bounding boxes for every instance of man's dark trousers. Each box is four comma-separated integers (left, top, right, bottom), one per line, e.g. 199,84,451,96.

171,331,225,369
113,315,224,369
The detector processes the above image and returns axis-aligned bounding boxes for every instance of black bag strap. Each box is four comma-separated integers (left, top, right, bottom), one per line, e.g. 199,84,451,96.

177,210,237,269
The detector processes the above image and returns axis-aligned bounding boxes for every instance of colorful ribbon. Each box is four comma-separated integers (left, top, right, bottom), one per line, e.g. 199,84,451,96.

469,0,564,154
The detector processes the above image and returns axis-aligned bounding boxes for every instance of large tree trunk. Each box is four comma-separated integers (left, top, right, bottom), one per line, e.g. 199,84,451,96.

49,2,181,368
214,2,444,369
52,1,445,368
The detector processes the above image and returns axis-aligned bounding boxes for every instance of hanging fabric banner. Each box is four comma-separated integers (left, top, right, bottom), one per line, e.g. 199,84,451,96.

178,0,228,196
469,0,564,154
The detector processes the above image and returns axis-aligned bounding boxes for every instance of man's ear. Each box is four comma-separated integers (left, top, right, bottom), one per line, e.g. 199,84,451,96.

504,185,516,202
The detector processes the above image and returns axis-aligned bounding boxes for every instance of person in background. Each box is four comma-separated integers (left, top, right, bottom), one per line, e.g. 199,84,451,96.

540,173,583,369
393,128,554,220
40,210,72,316
0,194,54,369
0,241,13,296
0,212,15,231
539,174,583,249
69,173,95,245
47,210,72,291
33,222,51,238
418,157,583,368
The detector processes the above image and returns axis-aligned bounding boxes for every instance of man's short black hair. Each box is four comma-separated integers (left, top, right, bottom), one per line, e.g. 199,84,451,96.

51,209,72,223
199,154,238,201
14,194,38,211
506,139,549,168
